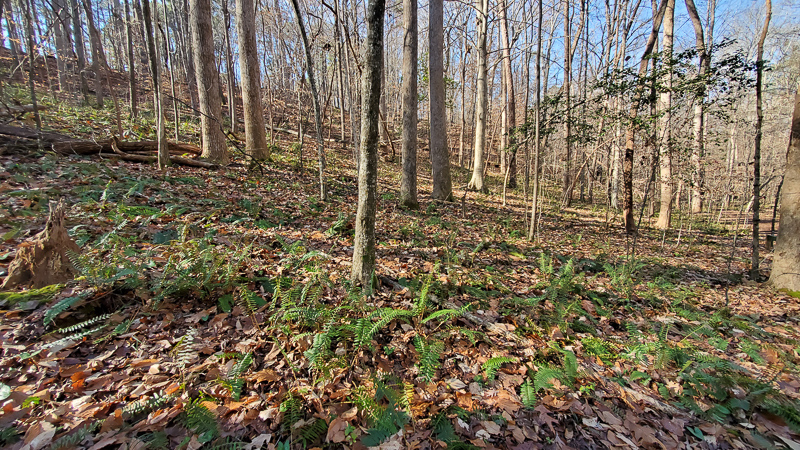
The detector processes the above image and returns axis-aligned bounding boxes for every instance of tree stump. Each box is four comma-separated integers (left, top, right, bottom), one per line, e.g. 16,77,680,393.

1,200,81,289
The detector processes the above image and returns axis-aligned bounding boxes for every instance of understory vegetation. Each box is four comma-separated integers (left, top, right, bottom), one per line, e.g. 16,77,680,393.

1,84,800,449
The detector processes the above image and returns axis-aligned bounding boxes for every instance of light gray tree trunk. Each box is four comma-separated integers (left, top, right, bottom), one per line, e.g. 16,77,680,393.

685,0,714,213
528,0,542,240
290,0,327,200
221,0,237,132
769,83,800,291
429,0,452,201
467,0,488,193
190,0,228,164
236,0,269,160
655,0,674,230
399,0,418,208
70,0,90,104
83,0,103,108
124,0,137,118
140,0,169,168
351,0,386,286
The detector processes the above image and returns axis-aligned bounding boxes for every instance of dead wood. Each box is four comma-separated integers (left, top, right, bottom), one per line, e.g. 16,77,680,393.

1,199,81,289
0,124,208,167
0,104,47,117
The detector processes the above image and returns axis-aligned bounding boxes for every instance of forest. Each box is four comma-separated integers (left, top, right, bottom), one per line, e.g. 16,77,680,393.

0,0,800,447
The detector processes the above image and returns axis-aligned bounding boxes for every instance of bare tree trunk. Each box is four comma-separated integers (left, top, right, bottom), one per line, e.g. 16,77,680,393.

769,83,800,291
429,0,452,201
499,0,516,199
70,0,89,103
528,0,542,240
190,0,228,164
458,18,468,169
685,0,713,213
83,0,103,108
21,0,41,135
655,0,675,230
235,0,269,160
4,0,20,66
623,0,668,234
221,0,237,132
124,0,137,118
399,0,418,208
467,0,488,193
751,0,771,279
51,0,70,91
140,0,169,168
351,0,386,286
289,0,327,200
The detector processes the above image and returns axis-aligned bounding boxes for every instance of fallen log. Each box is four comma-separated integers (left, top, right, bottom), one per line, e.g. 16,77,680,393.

0,104,47,117
97,152,218,169
0,124,209,168
52,139,202,156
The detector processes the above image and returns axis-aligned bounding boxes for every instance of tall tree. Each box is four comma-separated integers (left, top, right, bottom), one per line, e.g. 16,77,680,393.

140,0,169,168
499,0,516,197
655,0,675,230
467,0,489,192
429,0,452,201
352,0,386,286
289,0,327,200
221,0,237,132
528,0,543,240
751,0,771,279
769,82,800,291
236,0,269,160
562,0,573,206
83,0,104,108
399,0,418,208
622,0,668,234
70,0,90,104
685,0,714,213
124,0,137,118
190,0,229,164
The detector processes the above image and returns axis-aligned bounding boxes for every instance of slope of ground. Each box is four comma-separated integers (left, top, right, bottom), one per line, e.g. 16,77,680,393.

1,77,800,450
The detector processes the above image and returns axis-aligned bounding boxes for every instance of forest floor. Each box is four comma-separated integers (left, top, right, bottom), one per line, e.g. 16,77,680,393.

2,74,800,450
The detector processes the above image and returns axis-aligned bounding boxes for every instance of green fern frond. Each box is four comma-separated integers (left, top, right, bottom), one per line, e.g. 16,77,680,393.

50,425,91,450
520,380,536,408
534,367,565,393
414,336,444,382
183,398,219,444
174,329,198,369
52,314,111,334
432,412,456,442
44,291,93,325
279,394,304,430
122,392,173,418
298,418,327,447
482,356,516,381
138,431,169,449
43,324,108,350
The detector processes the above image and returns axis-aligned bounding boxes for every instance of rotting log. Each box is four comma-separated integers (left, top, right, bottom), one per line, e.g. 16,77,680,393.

0,124,210,167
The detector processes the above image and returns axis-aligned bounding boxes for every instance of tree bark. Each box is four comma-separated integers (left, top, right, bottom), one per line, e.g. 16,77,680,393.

499,0,516,196
140,0,169,168
622,0,668,234
70,0,90,104
83,0,104,108
190,0,228,164
528,0,542,240
769,83,800,291
289,0,327,200
124,0,137,118
429,0,452,201
467,0,488,193
655,0,675,230
399,0,418,208
752,0,771,279
221,0,237,132
236,0,269,160
351,0,385,286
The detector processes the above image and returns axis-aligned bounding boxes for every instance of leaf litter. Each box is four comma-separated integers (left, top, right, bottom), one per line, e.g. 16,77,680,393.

1,142,800,449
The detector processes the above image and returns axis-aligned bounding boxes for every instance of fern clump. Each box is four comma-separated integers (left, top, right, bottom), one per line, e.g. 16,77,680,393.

534,348,580,393
414,336,444,382
520,380,536,408
482,356,516,381
183,398,219,444
219,352,253,400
